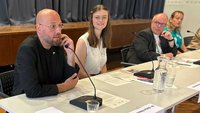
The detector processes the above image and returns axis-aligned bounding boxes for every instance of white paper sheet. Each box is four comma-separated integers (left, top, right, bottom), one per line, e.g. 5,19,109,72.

95,72,131,86
35,107,64,113
129,104,164,113
87,90,130,109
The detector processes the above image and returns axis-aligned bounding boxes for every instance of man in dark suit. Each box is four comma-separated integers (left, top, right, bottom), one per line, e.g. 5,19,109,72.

127,13,177,64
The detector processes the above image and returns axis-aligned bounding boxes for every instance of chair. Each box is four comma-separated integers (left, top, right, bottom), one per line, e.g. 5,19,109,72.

184,36,193,46
0,64,14,73
0,65,15,98
120,47,135,67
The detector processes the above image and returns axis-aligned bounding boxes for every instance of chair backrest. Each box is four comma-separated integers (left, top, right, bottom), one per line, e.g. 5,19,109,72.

0,70,14,97
121,47,129,62
0,64,14,73
120,47,135,67
184,36,193,46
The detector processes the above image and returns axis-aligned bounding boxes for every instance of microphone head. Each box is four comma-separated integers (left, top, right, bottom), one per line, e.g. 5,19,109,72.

187,30,191,33
64,44,69,48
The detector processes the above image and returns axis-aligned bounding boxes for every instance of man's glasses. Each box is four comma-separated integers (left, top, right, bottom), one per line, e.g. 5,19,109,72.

39,23,63,30
154,21,166,27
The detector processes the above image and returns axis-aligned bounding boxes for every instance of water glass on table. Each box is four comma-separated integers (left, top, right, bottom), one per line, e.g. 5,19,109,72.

86,100,99,113
166,61,178,87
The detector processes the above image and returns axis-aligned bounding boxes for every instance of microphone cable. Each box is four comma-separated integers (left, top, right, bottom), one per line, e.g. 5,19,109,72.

65,44,97,99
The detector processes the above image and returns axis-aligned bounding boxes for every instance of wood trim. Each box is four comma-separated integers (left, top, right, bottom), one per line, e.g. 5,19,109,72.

0,19,150,66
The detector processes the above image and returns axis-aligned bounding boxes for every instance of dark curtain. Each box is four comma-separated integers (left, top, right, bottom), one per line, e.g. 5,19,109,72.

59,0,101,22
35,0,53,13
0,0,10,25
124,0,137,19
0,0,165,25
102,0,164,19
134,0,165,19
102,0,128,19
134,0,152,19
8,0,35,25
150,0,165,18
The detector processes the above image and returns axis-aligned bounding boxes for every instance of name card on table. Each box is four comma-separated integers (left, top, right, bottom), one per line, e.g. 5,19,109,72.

129,104,164,113
35,107,64,113
188,81,200,103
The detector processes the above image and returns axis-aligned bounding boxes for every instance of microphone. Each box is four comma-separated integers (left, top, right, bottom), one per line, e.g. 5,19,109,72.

65,44,102,110
133,51,154,79
187,30,200,40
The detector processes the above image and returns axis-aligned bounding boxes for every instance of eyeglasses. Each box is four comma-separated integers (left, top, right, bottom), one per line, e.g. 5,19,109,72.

39,23,63,30
154,21,166,27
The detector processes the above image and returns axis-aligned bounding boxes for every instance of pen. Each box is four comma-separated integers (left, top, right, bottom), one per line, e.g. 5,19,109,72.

177,62,191,66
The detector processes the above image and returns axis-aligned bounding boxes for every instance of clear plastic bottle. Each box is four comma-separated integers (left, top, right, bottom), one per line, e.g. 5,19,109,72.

153,56,168,93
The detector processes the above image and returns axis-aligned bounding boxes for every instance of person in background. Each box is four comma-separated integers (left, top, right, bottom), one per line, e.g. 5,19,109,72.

187,28,200,49
167,10,187,53
127,13,177,64
75,5,111,79
12,9,79,98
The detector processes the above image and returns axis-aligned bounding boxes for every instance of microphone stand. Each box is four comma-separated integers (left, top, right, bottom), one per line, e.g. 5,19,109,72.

65,45,102,110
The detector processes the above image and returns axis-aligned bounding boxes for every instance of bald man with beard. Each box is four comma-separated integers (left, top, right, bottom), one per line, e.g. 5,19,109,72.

12,9,79,98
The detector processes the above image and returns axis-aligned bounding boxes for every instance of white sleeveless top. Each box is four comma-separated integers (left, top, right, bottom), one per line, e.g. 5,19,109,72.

78,32,107,74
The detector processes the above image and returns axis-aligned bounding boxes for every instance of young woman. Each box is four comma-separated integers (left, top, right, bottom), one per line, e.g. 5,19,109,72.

75,5,111,79
167,10,187,53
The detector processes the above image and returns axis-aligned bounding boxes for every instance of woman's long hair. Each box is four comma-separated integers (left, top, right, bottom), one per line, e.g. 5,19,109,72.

88,4,111,48
168,10,184,32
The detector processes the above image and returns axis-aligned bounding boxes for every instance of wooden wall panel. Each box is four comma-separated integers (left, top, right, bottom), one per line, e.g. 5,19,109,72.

11,34,33,64
0,19,150,66
0,36,12,65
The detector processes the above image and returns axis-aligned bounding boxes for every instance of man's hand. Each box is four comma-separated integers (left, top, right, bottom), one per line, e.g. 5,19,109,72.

57,73,79,93
161,31,173,41
161,53,174,59
60,34,74,51
161,31,175,47
60,34,75,67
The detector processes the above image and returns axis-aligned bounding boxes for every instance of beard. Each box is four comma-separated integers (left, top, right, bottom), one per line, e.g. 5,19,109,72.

44,36,62,47
52,37,62,46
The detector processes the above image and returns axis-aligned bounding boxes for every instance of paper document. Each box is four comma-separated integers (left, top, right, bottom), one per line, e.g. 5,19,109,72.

173,57,200,67
129,104,164,113
95,72,131,86
35,107,64,113
181,58,200,63
87,90,130,109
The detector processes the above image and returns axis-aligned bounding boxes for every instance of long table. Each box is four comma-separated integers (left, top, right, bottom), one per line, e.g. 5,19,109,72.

0,50,200,113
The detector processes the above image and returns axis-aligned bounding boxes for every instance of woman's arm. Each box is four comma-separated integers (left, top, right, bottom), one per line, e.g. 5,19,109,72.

181,40,188,52
101,64,107,73
75,39,88,79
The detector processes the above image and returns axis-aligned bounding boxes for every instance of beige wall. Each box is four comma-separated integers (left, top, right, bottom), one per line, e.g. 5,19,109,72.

164,0,200,37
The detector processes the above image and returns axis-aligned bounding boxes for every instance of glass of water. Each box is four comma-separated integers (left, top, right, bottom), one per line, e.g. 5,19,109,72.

166,60,178,87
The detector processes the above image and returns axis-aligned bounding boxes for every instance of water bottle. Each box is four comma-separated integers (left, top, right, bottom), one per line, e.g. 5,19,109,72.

153,56,168,93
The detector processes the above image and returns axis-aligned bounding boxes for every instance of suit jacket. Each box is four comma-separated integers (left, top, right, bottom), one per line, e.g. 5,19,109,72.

127,28,177,64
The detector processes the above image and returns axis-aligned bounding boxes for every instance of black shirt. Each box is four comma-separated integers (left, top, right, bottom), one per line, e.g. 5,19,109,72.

12,35,79,98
